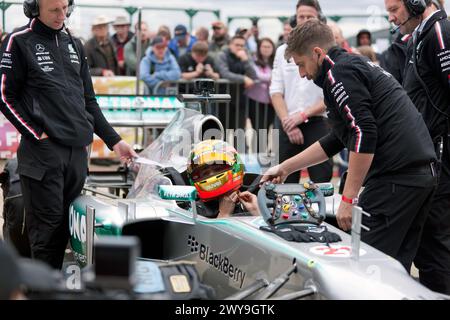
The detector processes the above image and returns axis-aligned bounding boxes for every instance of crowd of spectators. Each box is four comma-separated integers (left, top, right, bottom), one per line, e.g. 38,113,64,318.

0,13,406,134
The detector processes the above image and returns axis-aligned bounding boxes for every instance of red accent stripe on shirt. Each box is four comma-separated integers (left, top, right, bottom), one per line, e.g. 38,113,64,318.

343,105,362,153
1,74,39,140
401,34,412,42
6,19,35,52
327,70,336,85
325,55,335,66
435,22,445,50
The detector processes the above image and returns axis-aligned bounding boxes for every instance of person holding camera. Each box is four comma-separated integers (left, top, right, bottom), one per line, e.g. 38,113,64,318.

179,41,220,81
0,0,137,269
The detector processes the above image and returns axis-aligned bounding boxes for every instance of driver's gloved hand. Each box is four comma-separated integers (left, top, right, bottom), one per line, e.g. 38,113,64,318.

260,225,341,243
293,225,342,243
260,225,298,241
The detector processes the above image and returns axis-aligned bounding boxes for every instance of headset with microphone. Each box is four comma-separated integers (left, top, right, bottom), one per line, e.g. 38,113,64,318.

23,0,75,19
23,0,81,63
390,0,428,34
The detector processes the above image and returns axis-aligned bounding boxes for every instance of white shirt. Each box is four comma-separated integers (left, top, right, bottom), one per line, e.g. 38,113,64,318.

269,44,325,116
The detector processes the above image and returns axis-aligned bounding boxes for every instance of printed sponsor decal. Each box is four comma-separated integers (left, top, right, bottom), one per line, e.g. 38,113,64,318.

188,235,246,288
69,206,86,244
309,245,366,258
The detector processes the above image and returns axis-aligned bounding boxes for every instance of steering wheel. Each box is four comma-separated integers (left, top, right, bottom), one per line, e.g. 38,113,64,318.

257,182,327,226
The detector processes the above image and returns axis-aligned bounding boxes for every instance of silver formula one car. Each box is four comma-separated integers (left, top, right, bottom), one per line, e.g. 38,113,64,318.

69,108,445,300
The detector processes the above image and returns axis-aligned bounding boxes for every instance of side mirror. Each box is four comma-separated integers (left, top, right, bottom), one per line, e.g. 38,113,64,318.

158,185,198,202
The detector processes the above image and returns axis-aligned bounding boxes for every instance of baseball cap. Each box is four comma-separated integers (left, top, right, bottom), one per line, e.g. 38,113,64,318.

235,27,248,36
174,24,188,40
151,36,166,47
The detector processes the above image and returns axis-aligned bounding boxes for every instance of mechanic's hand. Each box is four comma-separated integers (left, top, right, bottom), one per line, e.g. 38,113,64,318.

260,164,289,184
118,61,125,69
112,140,139,165
286,127,304,145
282,112,305,132
218,191,239,218
336,201,353,231
243,76,255,89
238,191,260,216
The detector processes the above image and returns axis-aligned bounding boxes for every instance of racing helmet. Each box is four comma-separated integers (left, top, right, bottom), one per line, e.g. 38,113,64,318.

187,140,244,202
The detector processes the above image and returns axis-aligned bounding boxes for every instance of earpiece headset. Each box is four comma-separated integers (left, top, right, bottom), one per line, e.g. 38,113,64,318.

23,0,75,19
390,0,428,34
404,0,427,17
408,0,449,119
23,0,81,66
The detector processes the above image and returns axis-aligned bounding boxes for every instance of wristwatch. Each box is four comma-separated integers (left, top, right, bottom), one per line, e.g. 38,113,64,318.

341,195,359,205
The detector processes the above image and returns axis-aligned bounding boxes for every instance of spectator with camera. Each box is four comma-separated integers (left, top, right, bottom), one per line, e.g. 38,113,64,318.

179,41,219,81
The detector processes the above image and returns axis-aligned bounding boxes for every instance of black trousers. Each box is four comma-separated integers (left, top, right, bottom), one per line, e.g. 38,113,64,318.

17,137,88,269
217,85,246,132
247,98,275,132
247,98,275,154
360,174,436,271
276,117,333,183
414,138,450,294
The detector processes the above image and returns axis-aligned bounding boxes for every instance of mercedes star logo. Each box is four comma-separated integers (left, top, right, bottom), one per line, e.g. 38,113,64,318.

35,44,45,52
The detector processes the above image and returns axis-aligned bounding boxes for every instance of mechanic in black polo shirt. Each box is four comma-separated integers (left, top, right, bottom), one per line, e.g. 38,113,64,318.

385,0,450,294
0,0,137,269
262,20,437,270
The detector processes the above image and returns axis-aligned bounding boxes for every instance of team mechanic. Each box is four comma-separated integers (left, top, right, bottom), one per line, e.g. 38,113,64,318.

0,0,137,269
385,0,450,294
262,20,438,270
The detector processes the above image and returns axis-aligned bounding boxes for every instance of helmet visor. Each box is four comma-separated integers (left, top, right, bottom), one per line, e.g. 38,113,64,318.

190,163,231,182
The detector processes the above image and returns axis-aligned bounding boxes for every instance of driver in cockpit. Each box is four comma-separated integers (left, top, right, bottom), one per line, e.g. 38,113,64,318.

186,140,259,218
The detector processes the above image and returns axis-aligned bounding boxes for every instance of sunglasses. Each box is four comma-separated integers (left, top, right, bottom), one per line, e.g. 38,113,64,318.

212,26,223,30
